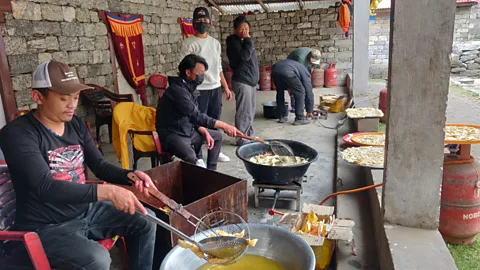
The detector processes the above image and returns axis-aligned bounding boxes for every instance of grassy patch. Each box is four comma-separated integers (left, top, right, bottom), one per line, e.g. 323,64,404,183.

378,122,386,132
369,79,386,84
447,239,480,270
450,85,480,99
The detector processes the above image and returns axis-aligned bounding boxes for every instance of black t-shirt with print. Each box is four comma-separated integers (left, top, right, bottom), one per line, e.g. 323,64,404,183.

0,111,130,229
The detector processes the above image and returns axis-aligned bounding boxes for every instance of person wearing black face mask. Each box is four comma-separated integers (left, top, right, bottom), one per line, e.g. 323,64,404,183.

180,7,233,167
155,54,241,171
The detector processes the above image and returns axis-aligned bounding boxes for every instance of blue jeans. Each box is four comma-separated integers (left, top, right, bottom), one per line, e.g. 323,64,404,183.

15,201,157,270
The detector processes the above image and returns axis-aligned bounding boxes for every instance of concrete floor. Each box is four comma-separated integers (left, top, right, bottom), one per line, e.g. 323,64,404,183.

95,88,344,269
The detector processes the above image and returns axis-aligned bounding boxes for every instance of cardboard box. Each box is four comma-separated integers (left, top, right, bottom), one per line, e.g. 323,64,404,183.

280,204,355,246
280,204,355,270
354,118,380,132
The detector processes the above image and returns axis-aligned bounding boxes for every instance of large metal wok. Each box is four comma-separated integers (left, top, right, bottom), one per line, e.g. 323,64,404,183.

236,139,319,185
160,223,316,270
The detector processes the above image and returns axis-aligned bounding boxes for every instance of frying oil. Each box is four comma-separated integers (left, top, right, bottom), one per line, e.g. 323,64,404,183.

197,254,285,270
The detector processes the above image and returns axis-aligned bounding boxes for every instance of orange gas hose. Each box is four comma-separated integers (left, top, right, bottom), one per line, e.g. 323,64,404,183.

268,184,384,216
318,183,383,206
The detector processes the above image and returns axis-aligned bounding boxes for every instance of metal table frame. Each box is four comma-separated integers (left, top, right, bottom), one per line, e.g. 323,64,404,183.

253,182,303,211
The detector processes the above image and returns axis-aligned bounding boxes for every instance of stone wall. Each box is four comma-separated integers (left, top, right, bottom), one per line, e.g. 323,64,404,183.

451,41,480,77
218,8,353,85
368,12,389,79
369,5,480,79
455,5,480,42
3,0,219,115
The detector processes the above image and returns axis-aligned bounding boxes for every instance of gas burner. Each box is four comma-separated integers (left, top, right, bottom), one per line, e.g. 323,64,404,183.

253,181,303,212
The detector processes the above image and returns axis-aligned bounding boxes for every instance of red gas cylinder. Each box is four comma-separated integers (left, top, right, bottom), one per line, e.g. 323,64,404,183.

271,77,276,91
225,66,233,89
439,154,480,245
324,63,337,88
379,77,388,123
312,66,325,88
260,65,271,91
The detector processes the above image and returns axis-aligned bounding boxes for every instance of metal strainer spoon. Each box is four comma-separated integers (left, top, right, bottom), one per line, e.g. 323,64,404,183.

236,134,294,157
142,212,249,263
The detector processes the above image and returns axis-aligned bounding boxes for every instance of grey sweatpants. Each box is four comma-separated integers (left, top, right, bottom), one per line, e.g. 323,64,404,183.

232,80,256,146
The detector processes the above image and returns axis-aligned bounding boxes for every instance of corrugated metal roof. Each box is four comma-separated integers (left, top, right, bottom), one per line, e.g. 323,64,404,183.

209,0,337,15
210,0,480,14
457,0,480,3
221,4,263,14
377,0,479,10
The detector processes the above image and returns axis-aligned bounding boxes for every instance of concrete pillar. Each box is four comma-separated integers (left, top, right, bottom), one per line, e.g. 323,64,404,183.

382,0,457,229
352,0,369,94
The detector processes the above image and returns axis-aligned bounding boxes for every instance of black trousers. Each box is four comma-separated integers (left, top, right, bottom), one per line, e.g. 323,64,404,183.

163,130,222,170
272,73,307,120
4,202,156,270
196,87,223,159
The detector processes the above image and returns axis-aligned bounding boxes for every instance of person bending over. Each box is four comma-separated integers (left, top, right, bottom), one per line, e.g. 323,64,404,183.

271,59,315,125
156,54,240,170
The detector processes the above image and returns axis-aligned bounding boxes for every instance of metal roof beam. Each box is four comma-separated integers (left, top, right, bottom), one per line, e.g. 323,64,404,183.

256,0,269,12
206,0,225,14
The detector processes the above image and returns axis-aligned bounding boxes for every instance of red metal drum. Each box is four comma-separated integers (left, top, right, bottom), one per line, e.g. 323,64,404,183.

260,65,271,91
379,77,388,123
312,67,325,88
225,66,233,89
324,63,337,88
439,155,480,244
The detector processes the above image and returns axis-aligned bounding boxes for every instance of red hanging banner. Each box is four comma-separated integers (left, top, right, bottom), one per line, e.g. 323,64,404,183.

178,17,195,40
106,12,147,105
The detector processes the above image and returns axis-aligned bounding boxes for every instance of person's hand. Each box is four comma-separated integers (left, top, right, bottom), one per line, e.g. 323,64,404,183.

221,123,239,137
242,30,250,39
224,88,233,101
306,112,313,119
129,170,158,198
204,130,214,150
97,185,147,215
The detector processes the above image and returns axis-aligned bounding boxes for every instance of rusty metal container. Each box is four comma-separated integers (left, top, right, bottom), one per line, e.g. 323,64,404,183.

260,65,272,91
324,63,337,88
225,66,233,89
379,77,388,123
439,154,480,244
124,161,248,269
312,67,325,88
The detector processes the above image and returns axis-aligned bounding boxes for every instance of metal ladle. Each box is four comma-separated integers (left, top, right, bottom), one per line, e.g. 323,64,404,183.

142,212,249,263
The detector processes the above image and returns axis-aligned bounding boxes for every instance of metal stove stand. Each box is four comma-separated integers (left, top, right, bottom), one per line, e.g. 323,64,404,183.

253,181,303,211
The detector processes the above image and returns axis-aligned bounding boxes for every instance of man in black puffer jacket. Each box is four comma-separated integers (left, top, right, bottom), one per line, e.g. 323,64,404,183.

156,54,240,170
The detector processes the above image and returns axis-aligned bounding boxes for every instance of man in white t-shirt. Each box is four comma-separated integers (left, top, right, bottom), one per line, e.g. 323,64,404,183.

180,7,232,166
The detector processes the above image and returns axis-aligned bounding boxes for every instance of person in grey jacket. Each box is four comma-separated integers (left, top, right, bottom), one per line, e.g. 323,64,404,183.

226,15,259,146
272,59,314,125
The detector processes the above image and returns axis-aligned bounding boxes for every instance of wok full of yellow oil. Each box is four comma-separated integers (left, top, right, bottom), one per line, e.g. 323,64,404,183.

197,254,285,270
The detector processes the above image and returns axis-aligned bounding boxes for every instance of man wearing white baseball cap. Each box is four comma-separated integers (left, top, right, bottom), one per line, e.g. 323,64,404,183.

0,61,158,269
286,47,321,114
287,47,322,71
